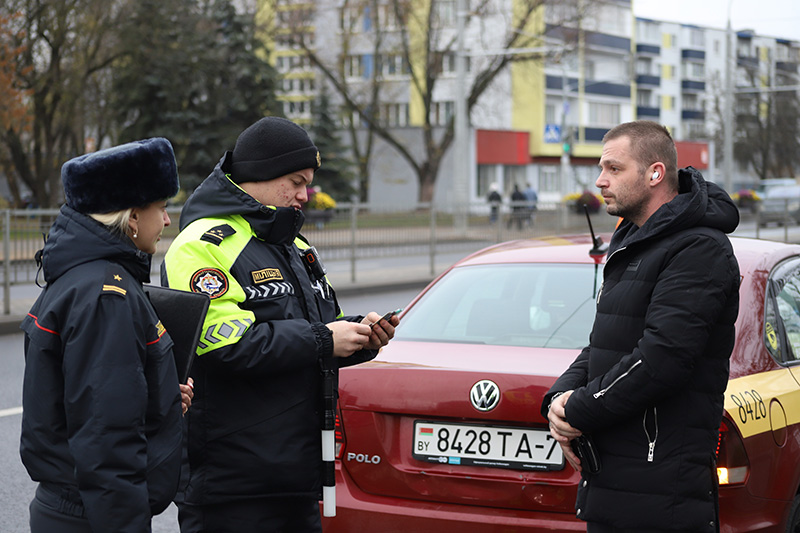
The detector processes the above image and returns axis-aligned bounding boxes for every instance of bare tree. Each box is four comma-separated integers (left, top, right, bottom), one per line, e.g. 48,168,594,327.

733,65,800,181
266,0,583,203
2,0,123,208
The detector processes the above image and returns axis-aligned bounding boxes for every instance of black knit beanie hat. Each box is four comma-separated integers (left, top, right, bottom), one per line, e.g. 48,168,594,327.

62,137,179,214
229,116,321,183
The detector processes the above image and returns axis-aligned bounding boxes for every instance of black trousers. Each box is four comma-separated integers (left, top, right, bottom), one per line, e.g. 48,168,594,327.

29,485,91,533
178,497,322,533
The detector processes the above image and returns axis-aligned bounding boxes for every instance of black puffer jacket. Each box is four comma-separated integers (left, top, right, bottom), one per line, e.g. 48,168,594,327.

161,156,377,504
20,205,183,533
541,168,740,531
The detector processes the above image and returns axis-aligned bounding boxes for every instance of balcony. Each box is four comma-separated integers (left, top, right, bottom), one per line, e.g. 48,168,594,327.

737,55,759,69
681,49,706,61
637,106,660,118
636,74,661,86
777,61,798,73
637,43,660,55
681,79,706,91
682,109,706,120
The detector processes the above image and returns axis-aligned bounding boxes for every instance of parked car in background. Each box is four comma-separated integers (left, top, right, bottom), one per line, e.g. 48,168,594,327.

322,234,800,532
756,178,797,196
758,185,800,227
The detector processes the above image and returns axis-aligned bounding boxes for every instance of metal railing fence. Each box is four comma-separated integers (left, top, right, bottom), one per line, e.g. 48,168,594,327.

2,201,619,314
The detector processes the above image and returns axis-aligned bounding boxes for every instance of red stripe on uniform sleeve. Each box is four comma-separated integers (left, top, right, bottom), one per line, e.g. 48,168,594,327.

146,328,166,346
27,313,60,336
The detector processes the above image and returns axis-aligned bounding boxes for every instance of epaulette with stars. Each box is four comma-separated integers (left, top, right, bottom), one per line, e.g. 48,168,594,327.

101,264,129,297
200,224,236,245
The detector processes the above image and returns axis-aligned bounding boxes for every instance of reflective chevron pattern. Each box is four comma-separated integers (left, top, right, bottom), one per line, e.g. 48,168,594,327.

243,282,295,300
198,317,254,351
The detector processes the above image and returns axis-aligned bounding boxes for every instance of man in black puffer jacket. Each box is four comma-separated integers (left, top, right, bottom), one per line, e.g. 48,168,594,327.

542,121,740,533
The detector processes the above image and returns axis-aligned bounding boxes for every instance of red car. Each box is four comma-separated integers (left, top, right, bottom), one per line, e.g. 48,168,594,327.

322,234,800,532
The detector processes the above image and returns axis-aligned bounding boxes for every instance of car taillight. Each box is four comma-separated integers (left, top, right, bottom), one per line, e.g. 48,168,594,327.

335,408,345,459
716,417,749,485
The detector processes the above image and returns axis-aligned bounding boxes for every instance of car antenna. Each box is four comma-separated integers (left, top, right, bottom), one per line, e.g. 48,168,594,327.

583,204,609,260
583,204,608,298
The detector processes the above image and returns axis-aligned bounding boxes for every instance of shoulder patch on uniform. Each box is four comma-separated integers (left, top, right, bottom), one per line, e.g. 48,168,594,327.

251,268,283,284
190,268,229,299
200,224,236,245
102,265,128,297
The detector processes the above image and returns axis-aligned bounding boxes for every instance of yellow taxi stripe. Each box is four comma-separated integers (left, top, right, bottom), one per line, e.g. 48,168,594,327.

724,368,800,439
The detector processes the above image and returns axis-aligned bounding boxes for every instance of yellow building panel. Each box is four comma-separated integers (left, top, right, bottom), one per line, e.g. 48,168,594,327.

511,0,546,155
662,94,673,110
407,0,432,126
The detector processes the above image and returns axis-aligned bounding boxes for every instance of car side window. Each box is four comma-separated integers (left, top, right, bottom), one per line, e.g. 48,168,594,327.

766,261,800,364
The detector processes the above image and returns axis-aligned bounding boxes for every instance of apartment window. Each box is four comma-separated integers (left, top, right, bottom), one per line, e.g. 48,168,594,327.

430,101,454,126
636,57,652,76
689,28,705,48
434,0,456,28
685,122,707,140
540,166,560,194
683,62,705,79
637,89,652,107
477,165,496,198
345,55,368,78
380,103,409,127
637,20,660,42
589,102,620,126
545,102,557,124
682,93,700,110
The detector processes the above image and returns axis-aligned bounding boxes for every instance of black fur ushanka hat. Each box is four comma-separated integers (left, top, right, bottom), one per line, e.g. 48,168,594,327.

62,137,179,214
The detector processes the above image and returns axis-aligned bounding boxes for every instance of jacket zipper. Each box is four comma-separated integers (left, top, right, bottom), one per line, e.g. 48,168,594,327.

596,246,626,303
592,359,642,399
643,407,659,462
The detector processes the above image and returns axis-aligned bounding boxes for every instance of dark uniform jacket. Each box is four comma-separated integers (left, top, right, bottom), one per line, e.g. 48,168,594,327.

541,168,740,531
161,156,377,504
20,205,183,532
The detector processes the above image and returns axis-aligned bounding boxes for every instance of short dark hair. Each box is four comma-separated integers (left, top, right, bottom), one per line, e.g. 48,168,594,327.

603,121,678,188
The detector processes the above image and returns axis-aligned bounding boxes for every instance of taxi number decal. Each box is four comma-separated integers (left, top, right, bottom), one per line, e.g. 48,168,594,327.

729,389,767,425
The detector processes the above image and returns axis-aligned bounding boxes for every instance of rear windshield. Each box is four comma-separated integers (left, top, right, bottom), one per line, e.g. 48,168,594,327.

396,263,601,349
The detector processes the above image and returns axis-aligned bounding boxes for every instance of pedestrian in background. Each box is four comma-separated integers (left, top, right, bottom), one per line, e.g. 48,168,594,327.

542,120,740,532
524,182,538,227
161,117,398,533
507,183,527,230
487,183,502,224
20,138,192,533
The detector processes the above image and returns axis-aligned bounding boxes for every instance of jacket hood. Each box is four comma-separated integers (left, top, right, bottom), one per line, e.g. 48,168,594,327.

41,205,152,284
179,154,304,245
610,166,739,252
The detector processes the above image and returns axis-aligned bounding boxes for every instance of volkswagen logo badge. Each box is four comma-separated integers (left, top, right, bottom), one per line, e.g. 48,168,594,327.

470,380,500,411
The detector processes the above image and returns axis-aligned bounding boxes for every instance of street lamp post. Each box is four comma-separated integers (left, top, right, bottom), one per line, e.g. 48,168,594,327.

723,1,735,194
453,0,469,235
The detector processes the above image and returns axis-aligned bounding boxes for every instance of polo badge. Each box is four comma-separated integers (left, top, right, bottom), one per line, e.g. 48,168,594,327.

191,268,229,299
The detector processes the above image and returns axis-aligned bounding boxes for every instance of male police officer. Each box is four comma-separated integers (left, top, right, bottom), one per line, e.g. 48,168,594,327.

162,117,397,532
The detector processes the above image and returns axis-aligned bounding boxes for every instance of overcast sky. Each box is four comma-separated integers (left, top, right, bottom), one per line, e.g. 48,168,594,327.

633,0,800,42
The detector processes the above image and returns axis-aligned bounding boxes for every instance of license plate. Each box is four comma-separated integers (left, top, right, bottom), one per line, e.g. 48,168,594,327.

412,420,564,471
